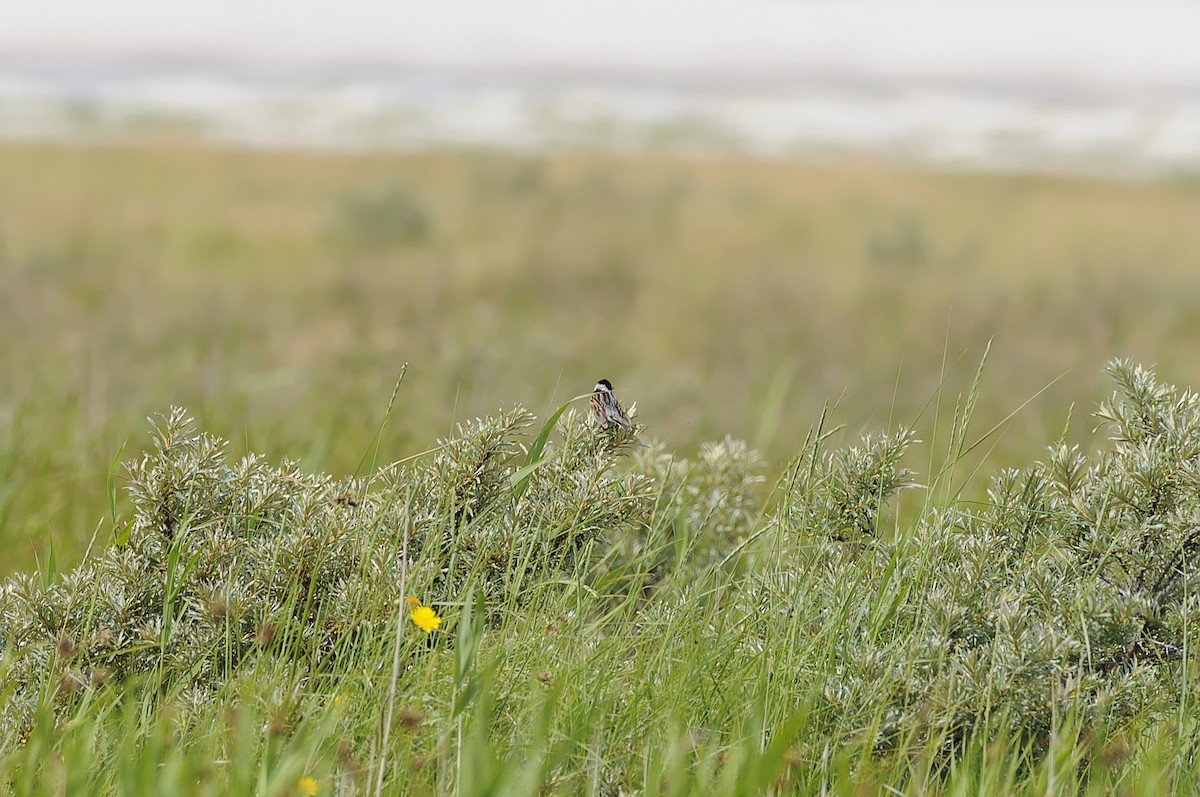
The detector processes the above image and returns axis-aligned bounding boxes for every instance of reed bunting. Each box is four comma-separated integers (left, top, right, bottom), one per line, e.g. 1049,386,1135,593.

590,378,635,432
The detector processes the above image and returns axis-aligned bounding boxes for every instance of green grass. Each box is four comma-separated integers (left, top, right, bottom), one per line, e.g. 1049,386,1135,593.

4,141,1200,576
2,360,1199,795
2,142,1200,793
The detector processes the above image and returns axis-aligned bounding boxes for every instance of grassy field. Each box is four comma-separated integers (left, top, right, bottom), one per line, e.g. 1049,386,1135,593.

5,141,1200,576
2,141,1200,793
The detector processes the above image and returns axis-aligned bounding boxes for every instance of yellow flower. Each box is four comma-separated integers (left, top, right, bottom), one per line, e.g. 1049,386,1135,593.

297,776,319,796
409,603,442,633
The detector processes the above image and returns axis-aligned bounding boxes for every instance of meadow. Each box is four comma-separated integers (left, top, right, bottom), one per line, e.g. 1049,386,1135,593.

2,141,1200,793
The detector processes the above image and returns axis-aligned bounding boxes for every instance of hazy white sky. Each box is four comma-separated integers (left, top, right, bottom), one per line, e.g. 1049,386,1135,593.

3,2,1198,87
3,2,1197,175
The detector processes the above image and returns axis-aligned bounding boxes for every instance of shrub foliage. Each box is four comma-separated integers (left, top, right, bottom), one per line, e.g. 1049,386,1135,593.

1,359,1199,786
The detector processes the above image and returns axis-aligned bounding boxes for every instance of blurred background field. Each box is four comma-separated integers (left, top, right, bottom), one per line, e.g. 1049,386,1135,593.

3,138,1200,576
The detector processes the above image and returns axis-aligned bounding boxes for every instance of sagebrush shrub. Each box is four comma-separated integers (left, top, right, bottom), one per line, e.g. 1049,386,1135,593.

0,405,654,731
768,359,1200,755
622,436,767,581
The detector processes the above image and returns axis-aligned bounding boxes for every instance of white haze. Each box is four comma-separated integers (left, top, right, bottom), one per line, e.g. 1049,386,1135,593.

2,2,1198,175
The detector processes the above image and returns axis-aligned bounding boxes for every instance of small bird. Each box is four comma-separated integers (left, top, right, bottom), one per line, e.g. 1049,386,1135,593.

590,378,635,432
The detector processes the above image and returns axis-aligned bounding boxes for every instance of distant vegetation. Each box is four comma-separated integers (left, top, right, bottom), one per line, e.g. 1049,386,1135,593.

3,143,1200,581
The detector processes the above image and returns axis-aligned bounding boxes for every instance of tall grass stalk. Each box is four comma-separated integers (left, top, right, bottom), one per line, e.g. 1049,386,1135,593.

376,487,410,796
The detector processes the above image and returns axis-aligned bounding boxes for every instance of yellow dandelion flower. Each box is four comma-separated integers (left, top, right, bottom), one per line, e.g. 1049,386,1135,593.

409,603,442,633
297,776,319,796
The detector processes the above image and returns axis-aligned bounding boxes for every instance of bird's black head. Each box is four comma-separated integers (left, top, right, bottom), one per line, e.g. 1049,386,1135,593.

595,378,614,392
